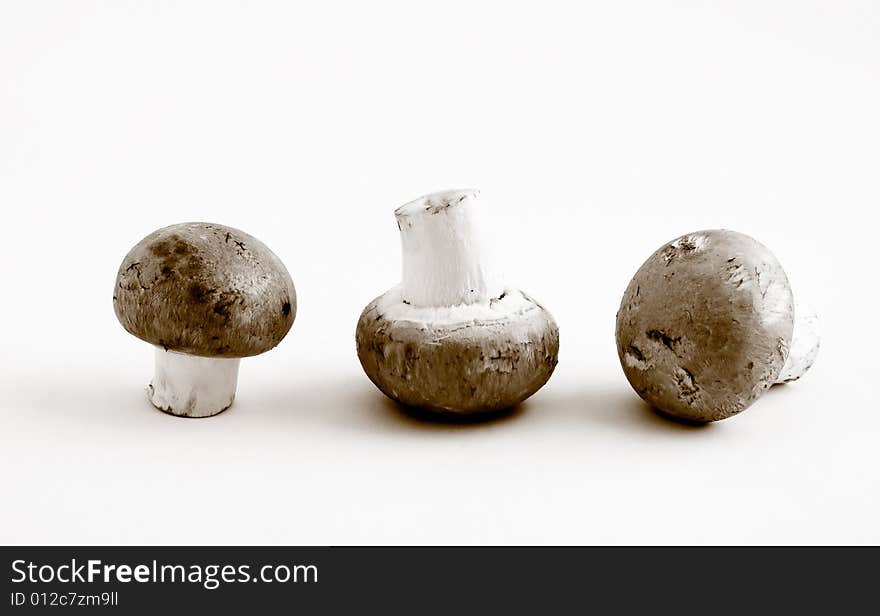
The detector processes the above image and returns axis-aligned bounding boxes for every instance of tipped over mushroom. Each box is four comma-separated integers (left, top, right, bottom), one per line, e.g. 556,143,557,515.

114,222,296,417
356,189,559,415
615,229,819,423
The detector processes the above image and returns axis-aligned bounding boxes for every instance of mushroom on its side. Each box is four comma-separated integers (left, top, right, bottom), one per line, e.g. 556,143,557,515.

614,229,819,423
114,222,296,417
356,189,559,415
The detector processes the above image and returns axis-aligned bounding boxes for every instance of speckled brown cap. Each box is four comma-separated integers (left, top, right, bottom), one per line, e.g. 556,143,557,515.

615,229,794,422
356,289,559,414
114,222,296,358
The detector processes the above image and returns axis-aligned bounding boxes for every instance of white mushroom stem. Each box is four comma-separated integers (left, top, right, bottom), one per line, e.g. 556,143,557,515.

148,347,240,417
395,189,504,307
776,301,821,384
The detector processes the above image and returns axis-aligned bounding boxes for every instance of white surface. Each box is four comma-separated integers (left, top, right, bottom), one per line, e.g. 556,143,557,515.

0,1,877,545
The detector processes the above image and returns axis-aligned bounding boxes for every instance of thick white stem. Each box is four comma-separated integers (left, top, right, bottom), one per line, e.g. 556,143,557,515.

395,189,504,307
776,301,821,384
148,347,240,417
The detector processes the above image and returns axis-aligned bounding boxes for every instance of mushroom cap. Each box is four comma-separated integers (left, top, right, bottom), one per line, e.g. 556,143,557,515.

356,288,559,414
114,222,296,358
615,229,794,422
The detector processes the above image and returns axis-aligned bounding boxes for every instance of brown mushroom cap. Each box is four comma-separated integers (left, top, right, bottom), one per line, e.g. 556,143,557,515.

356,288,559,414
113,222,296,358
615,229,794,422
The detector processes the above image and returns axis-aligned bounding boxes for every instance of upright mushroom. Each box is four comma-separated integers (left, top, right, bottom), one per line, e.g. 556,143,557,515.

615,229,819,423
114,222,296,417
356,189,559,415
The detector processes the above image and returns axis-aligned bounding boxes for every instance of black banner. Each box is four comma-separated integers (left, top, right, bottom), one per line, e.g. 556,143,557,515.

0,546,873,613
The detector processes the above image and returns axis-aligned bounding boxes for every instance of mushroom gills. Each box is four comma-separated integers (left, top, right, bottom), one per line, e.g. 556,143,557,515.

148,347,240,417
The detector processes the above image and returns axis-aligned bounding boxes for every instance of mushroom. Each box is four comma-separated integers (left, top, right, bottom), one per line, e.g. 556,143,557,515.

615,229,819,423
113,222,296,417
356,189,559,415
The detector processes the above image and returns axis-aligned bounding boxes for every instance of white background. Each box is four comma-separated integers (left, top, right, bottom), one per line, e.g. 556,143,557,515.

0,1,877,545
